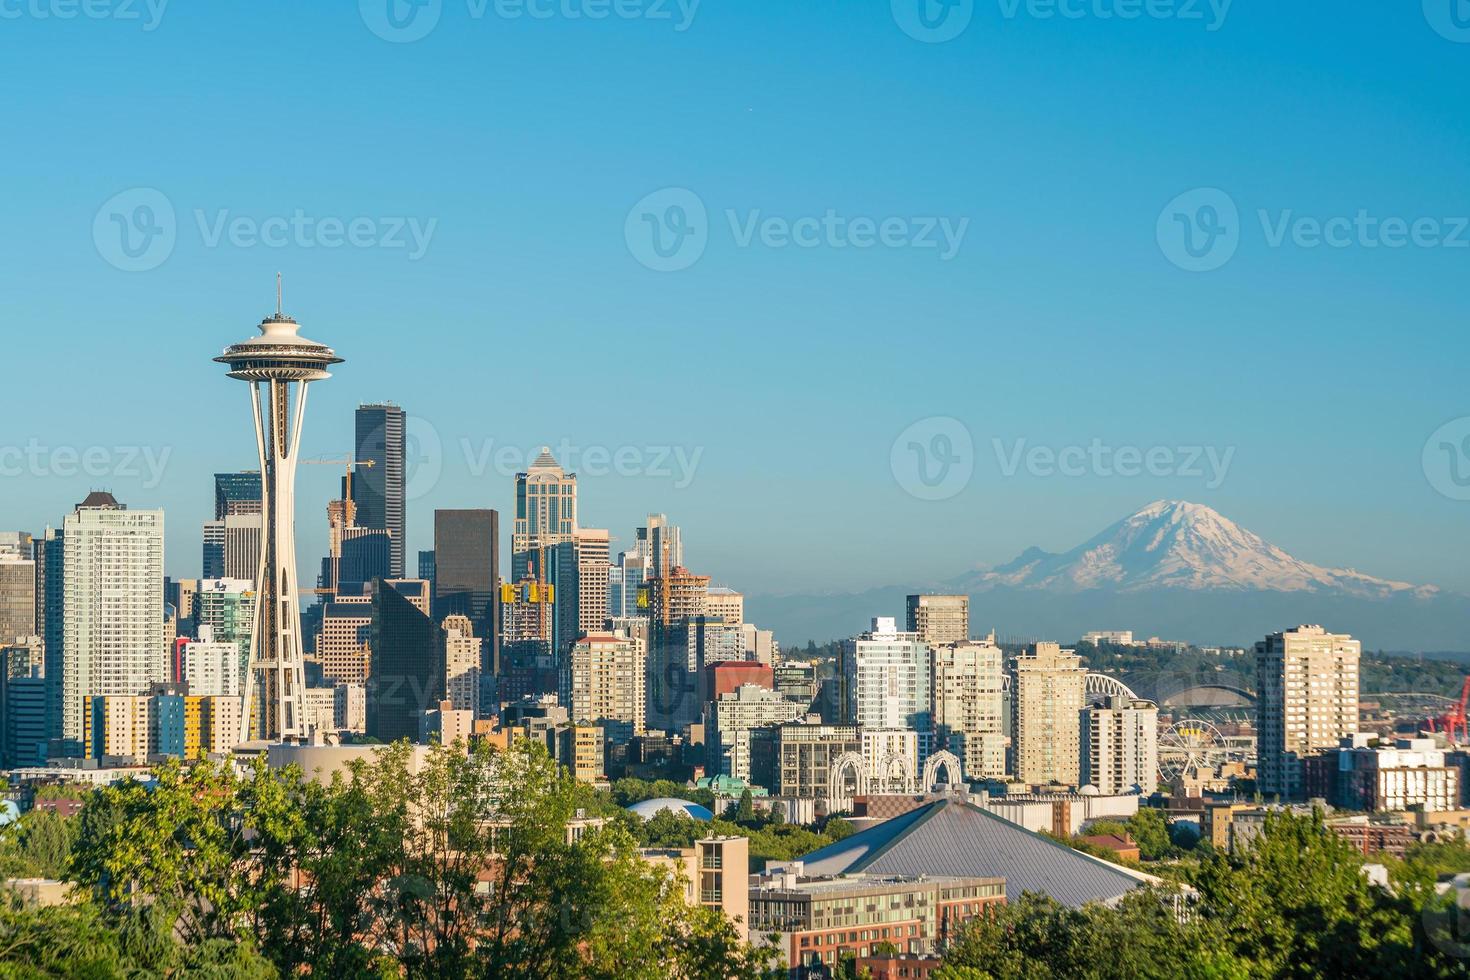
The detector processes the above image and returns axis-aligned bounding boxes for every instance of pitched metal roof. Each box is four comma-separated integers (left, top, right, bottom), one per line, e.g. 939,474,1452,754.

798,799,1153,907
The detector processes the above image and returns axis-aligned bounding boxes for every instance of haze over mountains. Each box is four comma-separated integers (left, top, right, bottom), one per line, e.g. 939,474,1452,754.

749,501,1468,652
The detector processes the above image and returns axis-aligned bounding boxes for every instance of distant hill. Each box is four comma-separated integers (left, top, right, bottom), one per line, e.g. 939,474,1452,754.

748,501,1470,652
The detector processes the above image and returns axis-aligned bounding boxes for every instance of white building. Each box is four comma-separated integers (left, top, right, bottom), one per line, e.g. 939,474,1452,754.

1083,630,1134,646
334,682,366,733
1081,696,1159,795
705,683,808,783
181,626,241,697
841,617,932,739
59,494,166,753
931,636,1006,779
1329,735,1461,813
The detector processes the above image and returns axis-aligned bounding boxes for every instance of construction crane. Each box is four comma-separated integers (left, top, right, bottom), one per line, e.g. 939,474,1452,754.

301,455,374,499
1425,676,1470,743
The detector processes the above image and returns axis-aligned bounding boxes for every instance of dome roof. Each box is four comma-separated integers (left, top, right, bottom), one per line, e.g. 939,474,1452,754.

625,797,713,821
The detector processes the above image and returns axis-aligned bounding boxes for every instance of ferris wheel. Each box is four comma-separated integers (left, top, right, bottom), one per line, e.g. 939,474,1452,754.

1158,719,1228,780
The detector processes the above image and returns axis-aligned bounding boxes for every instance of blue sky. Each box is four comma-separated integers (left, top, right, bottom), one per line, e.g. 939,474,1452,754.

0,1,1467,600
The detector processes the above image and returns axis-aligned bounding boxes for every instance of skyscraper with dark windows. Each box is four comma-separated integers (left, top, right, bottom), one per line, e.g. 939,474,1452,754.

213,472,262,519
367,582,444,743
354,403,407,578
433,510,499,673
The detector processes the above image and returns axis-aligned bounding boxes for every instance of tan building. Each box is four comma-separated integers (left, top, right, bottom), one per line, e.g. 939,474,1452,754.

1011,642,1086,786
647,566,710,626
316,597,373,684
931,636,1006,779
1255,625,1360,799
705,587,744,628
568,630,646,741
641,835,751,937
906,594,970,646
442,614,482,715
573,529,611,639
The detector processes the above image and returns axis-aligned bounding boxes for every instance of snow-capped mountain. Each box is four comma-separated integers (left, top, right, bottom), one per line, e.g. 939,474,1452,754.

955,500,1436,599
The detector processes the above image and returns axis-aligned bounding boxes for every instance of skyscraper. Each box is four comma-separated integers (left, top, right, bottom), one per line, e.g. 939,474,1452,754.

214,471,262,519
1256,625,1361,800
216,291,342,741
637,514,682,579
433,509,499,646
442,614,482,716
367,583,445,743
0,549,36,642
58,493,166,755
512,448,577,577
572,528,610,639
906,594,970,646
567,629,646,743
354,403,407,578
1011,642,1086,786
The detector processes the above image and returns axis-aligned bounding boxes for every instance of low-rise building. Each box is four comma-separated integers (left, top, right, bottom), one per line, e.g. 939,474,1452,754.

641,835,750,938
748,866,1004,977
1321,735,1460,813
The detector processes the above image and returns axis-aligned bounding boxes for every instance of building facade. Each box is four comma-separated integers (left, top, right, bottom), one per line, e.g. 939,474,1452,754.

354,403,407,578
1256,625,1361,800
1081,696,1159,795
931,637,1006,779
1011,642,1086,786
905,594,970,646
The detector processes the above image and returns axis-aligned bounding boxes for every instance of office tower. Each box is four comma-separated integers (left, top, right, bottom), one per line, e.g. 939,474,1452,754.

214,471,263,518
1256,625,1361,800
334,682,367,733
706,683,807,783
512,448,577,573
217,295,342,740
573,528,610,638
755,722,862,799
1081,696,1159,795
442,614,482,715
0,532,33,559
568,629,646,743
1011,642,1087,786
0,549,36,641
637,514,683,579
1,671,46,768
906,594,970,646
498,577,558,704
840,617,933,734
354,403,407,578
739,623,776,665
367,583,445,743
418,550,436,586
202,514,263,581
181,627,242,697
931,636,1006,779
38,528,63,744
705,587,744,628
433,509,499,651
57,494,166,755
321,489,391,595
773,662,819,709
607,551,648,621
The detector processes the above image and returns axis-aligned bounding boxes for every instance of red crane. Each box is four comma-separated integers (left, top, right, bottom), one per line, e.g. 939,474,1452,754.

1426,677,1470,743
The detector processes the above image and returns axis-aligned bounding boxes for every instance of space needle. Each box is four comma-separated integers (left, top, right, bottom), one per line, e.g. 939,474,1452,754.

216,278,342,742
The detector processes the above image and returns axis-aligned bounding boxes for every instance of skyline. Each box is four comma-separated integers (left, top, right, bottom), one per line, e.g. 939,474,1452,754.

1,2,1468,601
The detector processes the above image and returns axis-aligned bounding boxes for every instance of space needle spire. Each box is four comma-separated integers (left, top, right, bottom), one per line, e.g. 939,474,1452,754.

215,282,342,742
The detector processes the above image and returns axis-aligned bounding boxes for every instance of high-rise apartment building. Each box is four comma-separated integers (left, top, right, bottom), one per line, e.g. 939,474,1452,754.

568,629,646,743
705,683,807,783
637,515,682,579
931,636,1006,779
906,594,970,646
58,494,166,755
840,617,933,735
181,627,242,697
573,528,611,639
1256,625,1361,800
1081,696,1159,795
355,403,407,578
1011,641,1086,786
607,551,648,621
705,587,744,629
195,579,256,694
0,551,36,642
442,614,482,716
